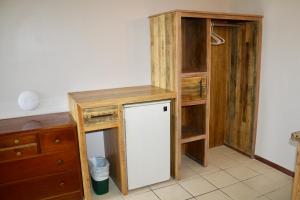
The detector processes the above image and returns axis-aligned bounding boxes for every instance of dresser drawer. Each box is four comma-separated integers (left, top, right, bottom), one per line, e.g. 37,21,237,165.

41,191,83,200
39,128,76,153
0,133,37,149
0,143,38,162
0,151,79,184
0,170,81,200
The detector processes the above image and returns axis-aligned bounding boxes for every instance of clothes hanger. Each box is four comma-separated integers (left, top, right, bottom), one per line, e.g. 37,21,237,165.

211,23,225,46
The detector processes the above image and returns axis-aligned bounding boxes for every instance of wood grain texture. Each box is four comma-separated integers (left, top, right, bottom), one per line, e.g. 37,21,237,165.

0,133,37,148
185,139,206,166
150,12,181,179
224,22,260,156
0,113,76,135
203,18,212,167
74,105,92,200
69,85,175,109
182,18,207,73
250,19,263,156
103,127,128,194
0,151,78,184
42,191,83,200
83,106,118,132
149,10,263,21
0,113,82,200
39,128,76,153
150,13,176,91
0,170,81,200
180,18,210,167
208,20,261,156
181,76,207,106
293,145,300,200
150,10,262,179
181,105,206,138
0,143,38,162
209,26,231,148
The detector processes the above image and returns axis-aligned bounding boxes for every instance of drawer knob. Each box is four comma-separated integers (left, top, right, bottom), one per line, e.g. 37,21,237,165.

14,139,20,144
54,138,61,144
59,181,65,187
57,159,64,165
16,151,22,156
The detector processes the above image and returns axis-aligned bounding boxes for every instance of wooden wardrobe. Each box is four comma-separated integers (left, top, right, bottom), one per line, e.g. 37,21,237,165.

149,10,262,179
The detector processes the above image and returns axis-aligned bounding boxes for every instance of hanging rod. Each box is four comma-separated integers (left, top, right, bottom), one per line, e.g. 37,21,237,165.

211,22,242,27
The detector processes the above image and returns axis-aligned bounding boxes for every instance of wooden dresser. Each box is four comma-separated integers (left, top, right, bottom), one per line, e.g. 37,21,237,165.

0,112,83,200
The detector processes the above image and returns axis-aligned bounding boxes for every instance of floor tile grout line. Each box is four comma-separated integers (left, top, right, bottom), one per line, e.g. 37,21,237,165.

191,188,220,198
109,146,291,200
177,181,195,198
241,174,290,196
149,187,162,200
199,170,240,190
150,179,178,191
218,189,234,200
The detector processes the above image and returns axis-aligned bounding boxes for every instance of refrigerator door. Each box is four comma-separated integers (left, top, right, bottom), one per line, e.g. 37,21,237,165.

124,101,171,190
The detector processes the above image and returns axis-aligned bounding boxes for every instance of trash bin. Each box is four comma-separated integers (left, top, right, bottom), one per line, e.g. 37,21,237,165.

88,156,109,195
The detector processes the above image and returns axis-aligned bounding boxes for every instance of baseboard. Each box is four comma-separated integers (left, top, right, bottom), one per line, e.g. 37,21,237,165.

254,155,294,177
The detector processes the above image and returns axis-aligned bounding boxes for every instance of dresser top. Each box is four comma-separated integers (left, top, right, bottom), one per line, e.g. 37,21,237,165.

0,112,75,135
69,85,176,108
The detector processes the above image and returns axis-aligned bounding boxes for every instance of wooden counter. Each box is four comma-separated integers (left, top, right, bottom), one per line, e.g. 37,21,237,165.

68,85,176,200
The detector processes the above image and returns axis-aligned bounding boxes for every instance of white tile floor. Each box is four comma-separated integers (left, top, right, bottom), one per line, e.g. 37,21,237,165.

93,146,293,200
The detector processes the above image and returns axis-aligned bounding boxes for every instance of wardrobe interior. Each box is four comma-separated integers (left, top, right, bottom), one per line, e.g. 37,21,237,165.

181,17,260,157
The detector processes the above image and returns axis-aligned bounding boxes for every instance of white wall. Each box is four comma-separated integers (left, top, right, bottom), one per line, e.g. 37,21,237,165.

229,0,300,172
0,0,232,157
1,0,299,171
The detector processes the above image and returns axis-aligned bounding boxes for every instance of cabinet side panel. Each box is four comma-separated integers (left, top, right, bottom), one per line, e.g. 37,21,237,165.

225,22,260,156
150,13,180,179
150,13,176,91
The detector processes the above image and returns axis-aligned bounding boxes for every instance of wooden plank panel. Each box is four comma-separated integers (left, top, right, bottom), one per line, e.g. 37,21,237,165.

103,122,128,195
149,10,263,21
75,106,92,200
224,22,260,156
181,18,207,73
150,12,180,179
293,144,300,200
185,139,206,165
181,76,207,104
209,26,231,148
150,14,176,91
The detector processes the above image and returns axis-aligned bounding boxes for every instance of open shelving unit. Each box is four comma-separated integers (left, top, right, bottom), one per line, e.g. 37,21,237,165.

181,17,210,165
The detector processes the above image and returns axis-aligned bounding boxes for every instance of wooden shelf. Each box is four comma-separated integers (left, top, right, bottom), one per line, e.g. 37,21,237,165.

181,126,206,144
181,72,207,78
182,98,206,106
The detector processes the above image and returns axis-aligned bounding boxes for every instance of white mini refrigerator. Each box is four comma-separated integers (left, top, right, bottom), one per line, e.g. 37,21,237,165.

124,100,171,190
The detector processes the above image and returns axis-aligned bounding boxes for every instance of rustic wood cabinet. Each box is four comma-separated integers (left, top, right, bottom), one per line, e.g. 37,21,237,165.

0,113,83,200
149,10,262,178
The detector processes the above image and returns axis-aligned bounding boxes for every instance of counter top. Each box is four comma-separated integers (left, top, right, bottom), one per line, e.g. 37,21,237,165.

68,85,176,108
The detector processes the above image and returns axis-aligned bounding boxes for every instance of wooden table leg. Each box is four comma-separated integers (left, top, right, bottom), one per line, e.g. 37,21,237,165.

292,144,300,199
77,108,93,200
